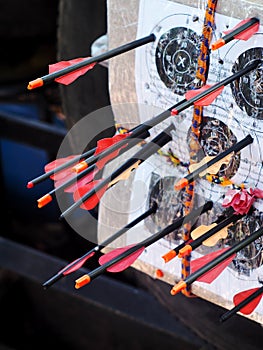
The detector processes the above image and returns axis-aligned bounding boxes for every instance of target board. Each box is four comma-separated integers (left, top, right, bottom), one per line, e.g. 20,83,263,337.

97,0,263,324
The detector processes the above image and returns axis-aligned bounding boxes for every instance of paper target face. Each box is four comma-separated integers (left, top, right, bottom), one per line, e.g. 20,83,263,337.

155,26,200,95
141,12,203,108
145,173,202,243
199,116,240,179
230,47,263,120
211,32,263,133
132,0,263,323
192,206,263,278
227,212,263,276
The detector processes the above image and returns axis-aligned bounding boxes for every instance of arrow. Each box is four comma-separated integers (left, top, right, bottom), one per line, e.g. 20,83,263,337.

59,124,174,219
211,17,260,51
26,127,145,189
174,134,253,190
74,201,213,289
177,210,243,257
71,60,260,177
26,147,96,188
44,155,83,182
170,226,263,295
28,61,260,199
42,201,157,289
190,247,235,284
37,164,99,208
188,153,233,179
161,238,193,263
162,208,240,262
72,130,137,173
53,165,98,193
35,130,150,207
48,58,96,86
27,33,156,89
220,286,263,322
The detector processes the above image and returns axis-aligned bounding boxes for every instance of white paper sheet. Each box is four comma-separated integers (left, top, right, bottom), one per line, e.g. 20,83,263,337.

126,0,263,324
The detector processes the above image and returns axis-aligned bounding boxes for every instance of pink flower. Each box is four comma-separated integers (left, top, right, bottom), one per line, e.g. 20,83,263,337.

222,188,263,215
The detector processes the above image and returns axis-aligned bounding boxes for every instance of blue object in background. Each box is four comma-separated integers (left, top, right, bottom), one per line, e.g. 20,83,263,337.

0,102,67,222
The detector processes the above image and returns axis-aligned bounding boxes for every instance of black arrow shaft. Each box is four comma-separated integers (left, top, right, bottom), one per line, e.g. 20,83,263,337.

42,202,157,289
189,212,242,250
174,59,260,114
223,17,259,44
186,226,263,285
88,201,213,281
29,147,96,187
83,109,172,168
60,125,173,219
186,134,253,184
220,286,263,322
49,164,97,196
42,34,156,83
101,201,158,247
81,60,260,171
141,201,213,248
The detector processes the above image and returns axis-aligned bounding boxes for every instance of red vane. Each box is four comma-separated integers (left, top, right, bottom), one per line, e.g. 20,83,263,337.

44,155,79,181
94,133,130,170
185,85,224,106
235,22,259,40
54,168,99,193
98,244,145,272
64,169,98,193
223,18,259,40
54,172,76,188
233,288,262,315
49,57,96,85
190,248,236,283
94,133,130,155
60,252,96,275
73,180,108,210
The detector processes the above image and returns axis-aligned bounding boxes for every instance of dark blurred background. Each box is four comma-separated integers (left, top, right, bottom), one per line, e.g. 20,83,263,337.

0,1,263,350
0,0,112,258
